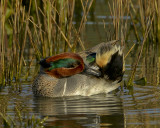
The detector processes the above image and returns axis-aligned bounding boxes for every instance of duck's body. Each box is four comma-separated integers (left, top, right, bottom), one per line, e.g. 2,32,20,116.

33,72,120,97
32,40,125,97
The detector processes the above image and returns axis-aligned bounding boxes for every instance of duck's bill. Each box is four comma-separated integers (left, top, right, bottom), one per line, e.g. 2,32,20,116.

82,65,101,77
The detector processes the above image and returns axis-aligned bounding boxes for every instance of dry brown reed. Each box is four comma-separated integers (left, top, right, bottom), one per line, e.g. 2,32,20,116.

0,0,159,86
0,0,93,85
107,0,159,85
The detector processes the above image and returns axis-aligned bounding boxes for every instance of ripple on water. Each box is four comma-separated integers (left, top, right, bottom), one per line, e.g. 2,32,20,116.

1,82,160,128
122,84,160,127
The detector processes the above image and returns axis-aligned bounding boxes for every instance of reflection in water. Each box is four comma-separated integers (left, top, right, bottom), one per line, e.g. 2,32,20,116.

33,94,124,127
0,43,160,127
122,85,160,127
1,82,160,127
1,0,160,127
122,42,160,127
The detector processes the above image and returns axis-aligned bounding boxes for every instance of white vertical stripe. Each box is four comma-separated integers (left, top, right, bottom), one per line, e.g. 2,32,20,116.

62,79,67,96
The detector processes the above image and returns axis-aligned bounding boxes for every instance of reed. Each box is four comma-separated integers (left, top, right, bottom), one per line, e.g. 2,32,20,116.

0,0,93,85
126,0,158,85
0,108,48,127
0,0,159,85
107,0,159,85
0,1,94,126
0,0,160,127
108,0,130,45
127,15,155,86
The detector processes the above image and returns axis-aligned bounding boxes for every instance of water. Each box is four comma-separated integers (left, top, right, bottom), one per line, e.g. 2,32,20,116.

1,0,160,127
1,81,160,127
33,94,124,127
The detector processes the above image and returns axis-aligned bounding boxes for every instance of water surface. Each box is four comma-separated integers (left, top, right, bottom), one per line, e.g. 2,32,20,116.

1,0,160,127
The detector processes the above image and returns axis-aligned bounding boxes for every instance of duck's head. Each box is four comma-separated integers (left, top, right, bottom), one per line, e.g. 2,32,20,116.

39,53,101,78
39,53,85,78
96,44,125,82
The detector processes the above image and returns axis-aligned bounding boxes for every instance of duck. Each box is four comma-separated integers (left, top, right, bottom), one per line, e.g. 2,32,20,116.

32,40,125,97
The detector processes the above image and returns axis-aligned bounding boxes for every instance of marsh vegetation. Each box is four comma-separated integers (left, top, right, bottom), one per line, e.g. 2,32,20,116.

0,0,160,127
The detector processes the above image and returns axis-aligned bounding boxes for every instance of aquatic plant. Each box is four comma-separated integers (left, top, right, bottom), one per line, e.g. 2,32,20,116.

0,110,48,128
0,0,160,127
0,0,94,85
107,0,159,85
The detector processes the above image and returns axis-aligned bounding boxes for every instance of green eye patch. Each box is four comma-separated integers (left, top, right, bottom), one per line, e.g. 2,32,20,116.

86,53,96,63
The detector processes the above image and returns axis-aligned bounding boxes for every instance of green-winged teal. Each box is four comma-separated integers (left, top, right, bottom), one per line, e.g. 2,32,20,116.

32,40,125,97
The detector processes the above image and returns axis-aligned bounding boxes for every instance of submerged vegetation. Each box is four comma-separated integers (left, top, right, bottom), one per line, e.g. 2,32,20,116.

0,0,160,127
